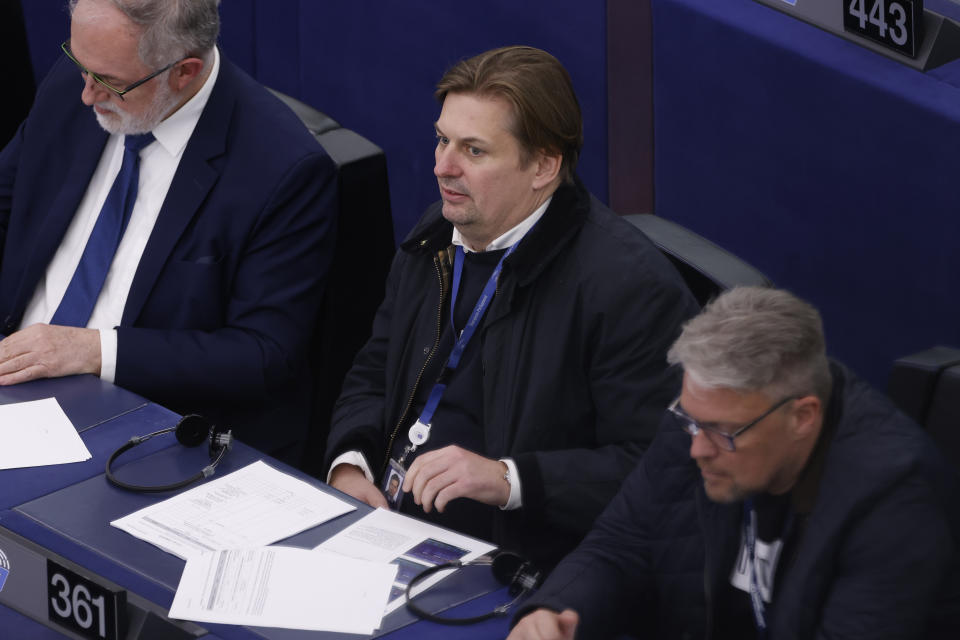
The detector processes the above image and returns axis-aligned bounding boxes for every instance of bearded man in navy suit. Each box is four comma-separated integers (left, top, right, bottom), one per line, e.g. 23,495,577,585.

0,0,336,458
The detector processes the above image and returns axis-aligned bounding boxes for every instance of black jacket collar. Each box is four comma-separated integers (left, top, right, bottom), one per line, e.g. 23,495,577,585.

791,361,844,516
400,177,592,287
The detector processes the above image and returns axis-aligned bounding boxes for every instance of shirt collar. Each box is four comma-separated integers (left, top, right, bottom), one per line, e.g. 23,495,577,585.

150,46,220,158
451,196,553,254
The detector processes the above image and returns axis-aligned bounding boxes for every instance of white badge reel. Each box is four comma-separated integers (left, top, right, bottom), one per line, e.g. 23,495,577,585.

408,420,431,446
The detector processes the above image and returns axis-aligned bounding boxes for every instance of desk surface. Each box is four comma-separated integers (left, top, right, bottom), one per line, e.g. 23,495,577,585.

652,0,960,385
0,376,512,639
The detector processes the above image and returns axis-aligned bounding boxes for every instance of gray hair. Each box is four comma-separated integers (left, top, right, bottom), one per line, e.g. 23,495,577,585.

667,287,833,403
69,0,220,68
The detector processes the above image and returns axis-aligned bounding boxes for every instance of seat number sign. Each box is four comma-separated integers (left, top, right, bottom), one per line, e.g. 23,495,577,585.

47,559,126,640
843,0,923,57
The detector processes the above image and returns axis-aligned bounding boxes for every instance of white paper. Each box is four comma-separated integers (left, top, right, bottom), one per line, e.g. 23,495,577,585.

169,546,397,634
111,460,355,559
316,508,497,614
0,398,92,470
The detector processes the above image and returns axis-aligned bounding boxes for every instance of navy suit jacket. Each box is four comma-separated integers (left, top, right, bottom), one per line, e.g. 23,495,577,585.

0,54,337,454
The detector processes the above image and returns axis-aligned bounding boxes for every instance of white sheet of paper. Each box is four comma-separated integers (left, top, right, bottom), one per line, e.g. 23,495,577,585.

316,508,497,614
0,398,91,470
169,546,397,634
111,460,355,559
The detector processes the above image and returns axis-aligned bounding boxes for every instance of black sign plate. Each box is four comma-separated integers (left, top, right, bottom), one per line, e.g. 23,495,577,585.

47,559,126,640
843,0,923,57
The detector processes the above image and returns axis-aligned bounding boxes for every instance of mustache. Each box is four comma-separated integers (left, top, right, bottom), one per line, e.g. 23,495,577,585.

438,180,468,196
93,101,120,114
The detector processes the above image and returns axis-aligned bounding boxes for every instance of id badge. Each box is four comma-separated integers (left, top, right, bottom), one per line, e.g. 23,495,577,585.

382,458,406,511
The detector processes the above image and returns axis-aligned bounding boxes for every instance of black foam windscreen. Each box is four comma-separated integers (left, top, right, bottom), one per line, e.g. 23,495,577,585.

492,551,541,595
491,551,524,584
174,414,210,447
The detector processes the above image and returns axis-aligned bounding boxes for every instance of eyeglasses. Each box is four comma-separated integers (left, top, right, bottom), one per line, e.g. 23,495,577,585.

61,41,180,101
669,394,797,452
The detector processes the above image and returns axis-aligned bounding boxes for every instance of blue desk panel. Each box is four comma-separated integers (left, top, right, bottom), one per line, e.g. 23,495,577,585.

0,588,512,640
1,403,180,510
9,442,512,639
0,374,150,432
0,603,76,639
652,0,960,385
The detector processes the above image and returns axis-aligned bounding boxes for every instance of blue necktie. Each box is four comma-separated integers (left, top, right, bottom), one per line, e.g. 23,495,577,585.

51,132,154,328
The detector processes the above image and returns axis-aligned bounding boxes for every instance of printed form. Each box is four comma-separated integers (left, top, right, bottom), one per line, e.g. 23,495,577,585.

169,546,397,634
111,460,355,559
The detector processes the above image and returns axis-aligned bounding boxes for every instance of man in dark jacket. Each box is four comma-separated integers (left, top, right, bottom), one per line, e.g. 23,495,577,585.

324,45,697,571
510,287,960,639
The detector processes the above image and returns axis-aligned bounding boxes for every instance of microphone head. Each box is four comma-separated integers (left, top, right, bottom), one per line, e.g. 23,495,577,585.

492,551,540,595
174,414,210,447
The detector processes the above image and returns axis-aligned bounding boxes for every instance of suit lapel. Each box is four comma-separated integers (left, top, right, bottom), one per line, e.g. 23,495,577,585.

11,115,107,319
121,63,233,325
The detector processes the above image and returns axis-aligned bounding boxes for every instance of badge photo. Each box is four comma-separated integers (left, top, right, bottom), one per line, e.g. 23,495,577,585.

382,459,407,511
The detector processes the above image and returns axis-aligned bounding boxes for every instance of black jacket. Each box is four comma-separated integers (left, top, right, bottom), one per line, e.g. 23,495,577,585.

325,179,698,569
520,364,960,638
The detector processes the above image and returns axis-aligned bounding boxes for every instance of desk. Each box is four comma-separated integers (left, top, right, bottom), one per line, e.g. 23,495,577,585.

1,375,181,638
651,0,960,385
0,377,512,639
0,375,177,510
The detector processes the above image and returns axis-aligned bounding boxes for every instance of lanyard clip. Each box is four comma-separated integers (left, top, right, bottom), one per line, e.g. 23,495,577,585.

408,420,431,447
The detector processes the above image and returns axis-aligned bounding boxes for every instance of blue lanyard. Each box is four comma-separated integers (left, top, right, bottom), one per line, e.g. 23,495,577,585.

405,242,520,452
743,500,768,640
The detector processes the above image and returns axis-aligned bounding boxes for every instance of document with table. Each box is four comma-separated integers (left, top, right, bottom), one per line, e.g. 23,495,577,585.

111,460,356,559
109,460,496,634
1,375,511,638
170,546,397,634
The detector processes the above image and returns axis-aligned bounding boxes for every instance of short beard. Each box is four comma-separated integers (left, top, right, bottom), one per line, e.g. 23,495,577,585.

92,75,180,135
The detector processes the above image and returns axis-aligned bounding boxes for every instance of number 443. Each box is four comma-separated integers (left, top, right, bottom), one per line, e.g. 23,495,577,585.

848,0,911,46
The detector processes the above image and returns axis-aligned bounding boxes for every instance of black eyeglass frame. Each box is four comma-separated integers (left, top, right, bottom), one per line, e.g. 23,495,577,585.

669,394,798,452
61,40,181,101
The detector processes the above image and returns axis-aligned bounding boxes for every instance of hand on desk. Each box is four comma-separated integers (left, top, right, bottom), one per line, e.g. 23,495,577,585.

403,445,509,513
0,324,101,385
507,608,579,640
329,463,389,509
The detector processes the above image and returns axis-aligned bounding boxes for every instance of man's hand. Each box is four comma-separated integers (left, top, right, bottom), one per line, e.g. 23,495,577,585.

507,609,579,640
0,324,101,385
329,463,388,509
403,445,510,513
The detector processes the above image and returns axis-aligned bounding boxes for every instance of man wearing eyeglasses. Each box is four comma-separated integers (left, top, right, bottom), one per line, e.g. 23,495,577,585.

510,287,959,639
0,0,335,458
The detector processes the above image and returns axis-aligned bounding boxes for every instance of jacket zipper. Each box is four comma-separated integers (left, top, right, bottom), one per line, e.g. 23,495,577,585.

379,252,447,479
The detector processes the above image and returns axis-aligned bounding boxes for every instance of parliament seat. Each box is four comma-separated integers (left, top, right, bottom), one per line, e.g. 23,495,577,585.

269,89,395,474
888,346,960,469
624,213,772,305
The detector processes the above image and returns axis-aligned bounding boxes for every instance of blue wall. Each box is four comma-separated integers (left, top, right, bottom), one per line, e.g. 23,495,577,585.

21,0,609,242
651,0,960,386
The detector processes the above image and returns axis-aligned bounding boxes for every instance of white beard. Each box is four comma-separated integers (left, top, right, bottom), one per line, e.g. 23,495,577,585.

92,77,179,135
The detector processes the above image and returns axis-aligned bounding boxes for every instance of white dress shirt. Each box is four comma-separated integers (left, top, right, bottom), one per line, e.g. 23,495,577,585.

328,196,553,510
19,48,221,383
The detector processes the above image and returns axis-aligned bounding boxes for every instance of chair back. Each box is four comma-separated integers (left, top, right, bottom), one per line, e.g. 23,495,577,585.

269,89,395,474
624,214,772,305
888,346,960,468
